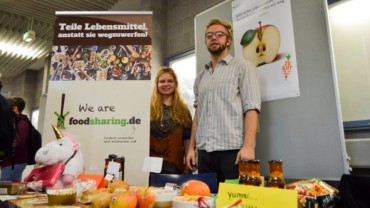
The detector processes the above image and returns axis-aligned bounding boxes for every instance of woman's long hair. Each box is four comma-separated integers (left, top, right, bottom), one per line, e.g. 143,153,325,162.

150,67,192,127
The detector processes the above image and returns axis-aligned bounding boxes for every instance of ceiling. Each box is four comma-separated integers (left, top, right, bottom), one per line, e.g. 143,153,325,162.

0,0,140,81
0,0,339,82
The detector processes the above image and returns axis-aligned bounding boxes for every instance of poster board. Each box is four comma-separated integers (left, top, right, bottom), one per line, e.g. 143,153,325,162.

43,11,152,186
232,0,300,102
194,0,349,180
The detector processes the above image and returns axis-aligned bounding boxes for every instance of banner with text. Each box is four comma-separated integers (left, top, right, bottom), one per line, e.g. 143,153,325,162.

217,183,297,208
232,0,300,101
43,11,152,186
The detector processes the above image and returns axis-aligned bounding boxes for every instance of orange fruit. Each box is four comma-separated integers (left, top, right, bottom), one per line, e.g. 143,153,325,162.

180,180,211,196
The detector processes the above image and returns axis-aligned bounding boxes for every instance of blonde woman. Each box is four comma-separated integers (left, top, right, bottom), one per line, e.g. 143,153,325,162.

150,67,192,174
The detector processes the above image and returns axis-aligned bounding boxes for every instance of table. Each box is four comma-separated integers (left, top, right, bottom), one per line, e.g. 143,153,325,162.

6,195,90,208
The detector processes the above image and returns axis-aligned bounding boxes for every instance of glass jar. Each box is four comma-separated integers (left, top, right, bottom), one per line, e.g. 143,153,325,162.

104,154,125,181
239,160,248,185
268,160,285,188
239,159,262,186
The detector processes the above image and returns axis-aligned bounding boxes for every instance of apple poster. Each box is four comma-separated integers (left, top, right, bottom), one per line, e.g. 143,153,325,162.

232,0,300,102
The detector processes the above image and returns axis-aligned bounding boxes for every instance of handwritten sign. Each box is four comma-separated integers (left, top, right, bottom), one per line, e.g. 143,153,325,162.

216,183,297,208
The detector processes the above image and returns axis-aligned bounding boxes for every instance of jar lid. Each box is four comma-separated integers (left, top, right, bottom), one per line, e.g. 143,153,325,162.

108,154,117,159
268,160,283,163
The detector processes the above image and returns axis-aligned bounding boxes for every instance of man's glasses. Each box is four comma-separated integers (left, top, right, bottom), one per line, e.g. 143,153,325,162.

205,31,227,39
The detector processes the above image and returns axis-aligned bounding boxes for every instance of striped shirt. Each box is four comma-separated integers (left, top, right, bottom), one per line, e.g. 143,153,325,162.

193,54,261,152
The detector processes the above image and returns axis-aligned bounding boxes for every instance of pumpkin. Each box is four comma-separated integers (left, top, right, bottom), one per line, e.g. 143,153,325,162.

180,180,211,196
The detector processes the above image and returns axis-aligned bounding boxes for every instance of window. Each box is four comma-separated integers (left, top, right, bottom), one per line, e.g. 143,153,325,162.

31,108,39,130
328,0,370,122
168,51,196,117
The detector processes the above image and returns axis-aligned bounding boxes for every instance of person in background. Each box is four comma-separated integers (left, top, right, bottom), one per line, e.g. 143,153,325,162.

186,18,261,183
0,81,15,162
150,67,192,174
0,96,31,181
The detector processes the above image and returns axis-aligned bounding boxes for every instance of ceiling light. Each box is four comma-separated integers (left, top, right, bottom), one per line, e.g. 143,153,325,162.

0,41,38,58
23,30,36,42
23,17,35,42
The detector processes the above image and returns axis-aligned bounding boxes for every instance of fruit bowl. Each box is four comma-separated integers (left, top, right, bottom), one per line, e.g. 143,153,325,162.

172,196,214,208
150,189,178,208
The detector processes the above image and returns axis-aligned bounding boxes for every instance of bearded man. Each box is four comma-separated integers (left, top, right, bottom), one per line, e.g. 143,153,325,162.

186,18,261,184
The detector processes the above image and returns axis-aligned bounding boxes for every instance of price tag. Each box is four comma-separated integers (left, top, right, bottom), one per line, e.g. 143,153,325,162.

104,173,114,181
142,156,163,173
164,183,179,191
106,161,120,175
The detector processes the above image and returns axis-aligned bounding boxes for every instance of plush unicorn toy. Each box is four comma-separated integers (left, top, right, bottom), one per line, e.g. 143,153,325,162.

34,125,84,189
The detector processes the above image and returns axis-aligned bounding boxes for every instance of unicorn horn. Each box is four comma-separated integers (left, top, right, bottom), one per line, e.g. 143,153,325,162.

52,124,64,139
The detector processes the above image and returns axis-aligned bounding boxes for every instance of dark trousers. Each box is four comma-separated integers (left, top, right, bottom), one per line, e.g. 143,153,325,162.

197,149,239,184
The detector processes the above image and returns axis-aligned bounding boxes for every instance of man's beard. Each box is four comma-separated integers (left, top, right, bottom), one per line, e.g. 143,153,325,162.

207,42,227,55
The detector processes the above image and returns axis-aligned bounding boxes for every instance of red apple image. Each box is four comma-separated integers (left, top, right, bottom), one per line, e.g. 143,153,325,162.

134,187,155,208
240,21,280,67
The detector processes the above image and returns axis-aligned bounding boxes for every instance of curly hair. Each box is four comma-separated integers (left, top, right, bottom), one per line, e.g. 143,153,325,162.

206,18,233,39
150,67,192,127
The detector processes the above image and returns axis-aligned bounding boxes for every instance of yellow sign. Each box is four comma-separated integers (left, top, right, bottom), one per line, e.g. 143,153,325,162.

216,183,297,208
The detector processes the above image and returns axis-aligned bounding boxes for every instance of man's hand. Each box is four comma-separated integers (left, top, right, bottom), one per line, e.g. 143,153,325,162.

235,146,255,164
186,148,198,171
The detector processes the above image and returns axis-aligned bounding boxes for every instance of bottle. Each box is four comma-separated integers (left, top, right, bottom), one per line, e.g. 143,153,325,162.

104,154,125,182
239,159,262,186
238,160,249,185
119,156,125,181
268,160,285,188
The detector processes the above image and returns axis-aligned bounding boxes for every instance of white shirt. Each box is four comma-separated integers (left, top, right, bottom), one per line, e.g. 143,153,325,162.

193,54,261,152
